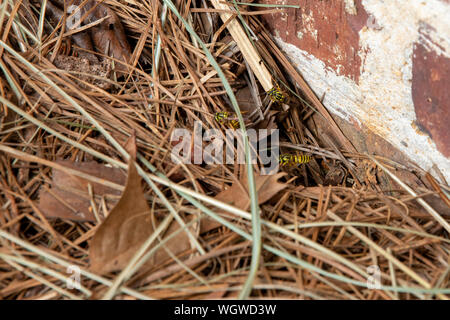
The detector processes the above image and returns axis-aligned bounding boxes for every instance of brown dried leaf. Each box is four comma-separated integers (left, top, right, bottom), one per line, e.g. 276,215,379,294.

46,1,98,62
89,135,192,274
201,172,288,233
49,0,131,73
38,160,126,222
216,172,288,209
89,3,132,74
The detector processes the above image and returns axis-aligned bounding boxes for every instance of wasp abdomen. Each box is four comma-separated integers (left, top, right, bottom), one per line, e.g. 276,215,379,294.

279,154,311,166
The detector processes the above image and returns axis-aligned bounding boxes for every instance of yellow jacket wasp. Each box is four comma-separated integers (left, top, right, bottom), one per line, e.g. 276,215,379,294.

266,85,285,103
214,111,245,129
279,154,312,166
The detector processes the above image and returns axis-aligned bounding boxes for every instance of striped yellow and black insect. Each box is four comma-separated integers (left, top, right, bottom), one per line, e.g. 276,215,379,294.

266,85,285,103
279,154,312,166
214,111,228,123
214,112,240,129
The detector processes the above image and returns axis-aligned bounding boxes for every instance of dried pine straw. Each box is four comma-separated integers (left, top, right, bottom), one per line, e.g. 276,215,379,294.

0,0,449,300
